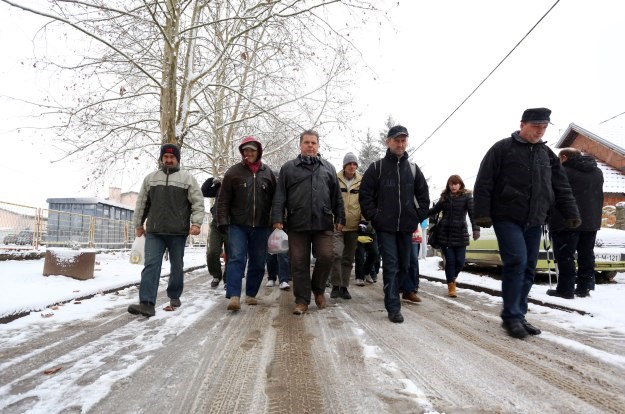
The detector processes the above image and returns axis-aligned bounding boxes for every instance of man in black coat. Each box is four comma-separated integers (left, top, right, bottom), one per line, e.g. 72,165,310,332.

474,108,580,339
201,176,227,288
359,125,430,323
548,148,604,299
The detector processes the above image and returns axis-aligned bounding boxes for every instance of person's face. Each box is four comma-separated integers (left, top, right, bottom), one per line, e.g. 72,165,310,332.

449,182,460,193
300,134,319,157
344,162,357,178
386,135,408,157
243,147,258,163
519,122,548,144
161,153,178,168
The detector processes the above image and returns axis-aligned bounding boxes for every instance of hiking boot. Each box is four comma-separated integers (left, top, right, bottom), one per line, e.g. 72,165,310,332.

521,319,541,335
245,297,258,306
402,291,421,302
314,292,327,309
293,303,308,315
170,298,181,308
128,302,155,317
388,311,404,323
575,289,590,298
339,287,352,300
355,279,365,286
546,289,574,299
227,296,241,311
210,278,220,288
365,275,375,284
266,280,275,287
330,286,340,298
447,282,457,298
502,320,529,339
279,281,290,290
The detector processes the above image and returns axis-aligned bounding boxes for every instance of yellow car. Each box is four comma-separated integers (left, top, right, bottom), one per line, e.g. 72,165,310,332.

464,226,625,282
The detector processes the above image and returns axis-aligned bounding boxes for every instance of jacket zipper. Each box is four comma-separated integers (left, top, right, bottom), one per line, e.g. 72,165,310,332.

396,160,401,231
252,172,257,227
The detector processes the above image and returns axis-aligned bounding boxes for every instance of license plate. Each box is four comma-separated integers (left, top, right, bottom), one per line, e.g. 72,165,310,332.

595,253,621,262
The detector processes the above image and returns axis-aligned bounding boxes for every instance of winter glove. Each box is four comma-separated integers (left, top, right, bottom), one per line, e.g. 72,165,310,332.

567,218,582,229
472,230,480,241
474,217,493,228
358,220,368,234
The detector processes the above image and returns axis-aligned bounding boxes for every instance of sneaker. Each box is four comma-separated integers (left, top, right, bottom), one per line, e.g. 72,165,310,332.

266,280,275,287
339,287,352,300
293,303,308,315
170,298,181,308
210,278,220,288
521,319,541,335
330,286,340,298
388,311,404,323
502,320,529,339
245,297,258,306
402,292,422,303
128,302,155,317
355,279,365,286
365,275,375,284
227,296,240,311
279,281,290,290
546,289,574,299
314,293,327,309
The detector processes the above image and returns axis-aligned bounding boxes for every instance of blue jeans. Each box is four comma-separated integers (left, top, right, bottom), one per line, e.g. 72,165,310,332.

225,225,271,298
377,231,412,313
441,245,466,283
493,221,542,321
267,252,290,284
139,233,187,305
408,243,420,292
551,230,597,294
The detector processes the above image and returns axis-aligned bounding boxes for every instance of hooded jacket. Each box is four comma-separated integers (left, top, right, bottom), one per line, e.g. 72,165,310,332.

474,133,579,227
216,136,276,228
359,149,430,233
549,155,604,232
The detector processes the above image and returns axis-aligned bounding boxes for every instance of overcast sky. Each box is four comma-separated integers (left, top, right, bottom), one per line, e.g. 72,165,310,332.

2,0,625,207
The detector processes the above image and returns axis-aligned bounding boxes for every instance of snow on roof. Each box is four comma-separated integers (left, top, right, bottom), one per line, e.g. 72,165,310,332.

596,159,625,194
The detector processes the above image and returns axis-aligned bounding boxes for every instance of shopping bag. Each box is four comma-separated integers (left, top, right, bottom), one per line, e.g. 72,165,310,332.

267,228,289,254
129,235,145,264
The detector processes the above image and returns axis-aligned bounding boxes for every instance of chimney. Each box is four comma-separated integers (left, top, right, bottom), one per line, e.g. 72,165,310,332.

108,187,122,202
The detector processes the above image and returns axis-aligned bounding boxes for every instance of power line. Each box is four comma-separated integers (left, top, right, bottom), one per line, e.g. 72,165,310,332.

410,0,562,156
599,111,625,124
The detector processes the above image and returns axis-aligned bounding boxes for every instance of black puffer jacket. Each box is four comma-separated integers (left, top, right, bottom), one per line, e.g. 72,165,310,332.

359,149,430,233
271,155,345,231
549,155,604,232
429,191,478,247
474,133,579,227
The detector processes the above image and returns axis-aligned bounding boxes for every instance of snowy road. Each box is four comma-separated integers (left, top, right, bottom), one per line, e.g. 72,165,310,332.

1,269,625,414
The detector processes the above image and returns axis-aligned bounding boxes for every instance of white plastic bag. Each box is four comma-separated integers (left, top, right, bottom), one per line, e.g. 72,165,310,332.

129,236,145,264
267,228,289,254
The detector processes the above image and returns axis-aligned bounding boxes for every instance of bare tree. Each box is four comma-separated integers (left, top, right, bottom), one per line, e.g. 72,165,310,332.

2,0,381,187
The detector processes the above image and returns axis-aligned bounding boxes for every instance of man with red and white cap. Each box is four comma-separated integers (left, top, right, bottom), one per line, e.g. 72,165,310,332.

217,136,276,311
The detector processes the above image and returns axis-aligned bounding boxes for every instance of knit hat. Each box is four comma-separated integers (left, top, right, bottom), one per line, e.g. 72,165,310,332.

160,143,181,162
343,152,358,167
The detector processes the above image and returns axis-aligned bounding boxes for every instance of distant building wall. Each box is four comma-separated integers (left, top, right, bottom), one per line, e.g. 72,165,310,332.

569,134,625,171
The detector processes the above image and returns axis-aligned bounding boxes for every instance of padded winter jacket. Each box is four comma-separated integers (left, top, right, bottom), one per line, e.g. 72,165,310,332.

474,133,579,227
134,165,205,235
271,155,345,231
338,170,363,231
359,149,430,233
428,191,478,247
549,155,604,232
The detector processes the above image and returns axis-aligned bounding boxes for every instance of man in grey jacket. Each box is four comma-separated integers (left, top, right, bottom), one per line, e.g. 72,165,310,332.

128,143,205,317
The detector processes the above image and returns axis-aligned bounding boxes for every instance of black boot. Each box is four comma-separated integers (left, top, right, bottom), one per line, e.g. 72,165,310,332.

502,319,528,339
546,289,574,299
330,286,340,298
128,302,155,317
521,319,541,335
340,287,352,300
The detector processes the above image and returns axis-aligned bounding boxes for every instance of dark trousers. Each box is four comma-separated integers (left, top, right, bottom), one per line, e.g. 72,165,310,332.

441,245,466,283
377,231,412,313
355,239,379,280
330,231,358,287
288,230,334,305
409,243,420,292
207,220,227,282
551,230,597,294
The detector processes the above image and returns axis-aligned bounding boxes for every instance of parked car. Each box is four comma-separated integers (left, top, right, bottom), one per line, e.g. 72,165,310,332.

3,233,18,245
463,226,625,282
16,230,34,246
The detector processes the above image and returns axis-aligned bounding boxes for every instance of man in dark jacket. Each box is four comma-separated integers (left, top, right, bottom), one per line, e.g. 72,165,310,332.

271,130,345,315
128,143,205,317
201,177,227,288
217,136,276,311
548,148,604,299
359,125,430,323
474,108,580,339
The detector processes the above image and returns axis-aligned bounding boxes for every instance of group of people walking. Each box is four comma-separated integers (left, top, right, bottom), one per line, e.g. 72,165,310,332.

127,106,604,339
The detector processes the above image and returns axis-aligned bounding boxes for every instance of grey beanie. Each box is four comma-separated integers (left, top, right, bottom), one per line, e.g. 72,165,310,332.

343,152,358,167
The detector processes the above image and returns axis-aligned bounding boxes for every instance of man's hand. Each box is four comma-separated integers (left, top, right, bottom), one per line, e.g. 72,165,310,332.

335,223,344,232
567,218,582,229
472,230,480,241
474,217,493,228
189,225,201,236
135,227,145,237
